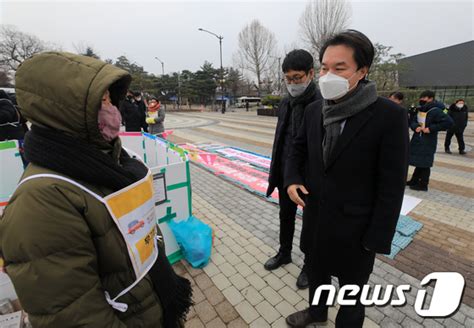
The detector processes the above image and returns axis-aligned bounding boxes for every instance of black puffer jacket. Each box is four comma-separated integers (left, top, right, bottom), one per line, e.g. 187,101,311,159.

121,98,147,132
0,98,25,141
447,103,468,131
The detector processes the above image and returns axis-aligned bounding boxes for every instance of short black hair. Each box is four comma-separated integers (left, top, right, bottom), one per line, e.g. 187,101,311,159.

0,90,11,101
282,49,314,73
389,91,404,101
319,29,375,70
455,98,465,103
419,90,435,99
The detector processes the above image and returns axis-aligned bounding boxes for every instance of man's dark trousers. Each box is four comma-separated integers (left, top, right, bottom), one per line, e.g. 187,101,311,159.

308,254,375,327
278,184,309,260
445,128,466,152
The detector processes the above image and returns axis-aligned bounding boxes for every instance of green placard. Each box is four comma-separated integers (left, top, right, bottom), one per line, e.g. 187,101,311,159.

158,206,177,224
0,140,17,150
167,249,184,264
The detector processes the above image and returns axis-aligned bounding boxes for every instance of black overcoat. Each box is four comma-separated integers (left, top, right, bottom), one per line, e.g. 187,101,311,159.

266,89,322,196
285,97,409,278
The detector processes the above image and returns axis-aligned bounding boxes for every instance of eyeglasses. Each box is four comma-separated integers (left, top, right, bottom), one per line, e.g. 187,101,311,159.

284,74,306,83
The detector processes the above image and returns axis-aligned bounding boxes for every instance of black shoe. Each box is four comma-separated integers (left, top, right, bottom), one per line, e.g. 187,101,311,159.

445,148,452,154
460,150,467,155
296,269,309,290
286,309,327,328
264,252,291,271
410,184,428,191
406,179,418,186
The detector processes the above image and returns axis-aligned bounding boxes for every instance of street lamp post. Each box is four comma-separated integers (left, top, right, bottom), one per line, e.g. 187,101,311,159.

198,27,225,114
154,57,165,75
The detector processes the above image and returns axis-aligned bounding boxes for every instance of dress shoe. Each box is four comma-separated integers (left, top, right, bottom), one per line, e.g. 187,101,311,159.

286,309,327,328
264,252,291,271
410,184,428,191
445,148,452,154
296,269,309,290
406,179,418,186
460,150,467,155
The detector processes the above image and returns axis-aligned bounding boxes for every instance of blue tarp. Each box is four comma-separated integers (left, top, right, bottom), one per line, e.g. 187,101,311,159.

386,215,424,259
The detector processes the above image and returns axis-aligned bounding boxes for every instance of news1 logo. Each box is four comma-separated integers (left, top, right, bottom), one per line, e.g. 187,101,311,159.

312,272,465,318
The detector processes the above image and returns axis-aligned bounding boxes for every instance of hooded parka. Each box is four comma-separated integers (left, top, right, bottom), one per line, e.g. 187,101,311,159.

0,52,165,327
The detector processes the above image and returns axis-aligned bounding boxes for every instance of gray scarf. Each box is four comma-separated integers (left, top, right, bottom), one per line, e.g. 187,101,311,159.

322,81,377,165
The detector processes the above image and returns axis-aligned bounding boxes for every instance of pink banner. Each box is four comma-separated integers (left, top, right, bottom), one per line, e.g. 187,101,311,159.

119,132,142,137
199,153,217,166
216,148,271,170
181,144,279,201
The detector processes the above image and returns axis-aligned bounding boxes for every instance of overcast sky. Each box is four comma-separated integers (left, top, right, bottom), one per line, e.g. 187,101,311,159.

1,0,473,76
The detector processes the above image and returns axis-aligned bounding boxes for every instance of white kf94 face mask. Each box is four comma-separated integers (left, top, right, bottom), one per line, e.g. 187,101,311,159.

318,72,358,100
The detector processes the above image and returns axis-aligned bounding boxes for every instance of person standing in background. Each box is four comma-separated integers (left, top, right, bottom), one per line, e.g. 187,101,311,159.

445,98,468,155
121,90,148,132
134,91,148,133
146,97,166,135
407,90,453,191
388,91,404,105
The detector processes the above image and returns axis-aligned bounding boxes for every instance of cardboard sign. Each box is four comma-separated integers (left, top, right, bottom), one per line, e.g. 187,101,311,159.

0,141,23,199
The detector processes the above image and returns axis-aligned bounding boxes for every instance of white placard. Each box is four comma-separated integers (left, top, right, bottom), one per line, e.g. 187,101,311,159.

401,195,422,215
0,311,22,328
153,173,167,205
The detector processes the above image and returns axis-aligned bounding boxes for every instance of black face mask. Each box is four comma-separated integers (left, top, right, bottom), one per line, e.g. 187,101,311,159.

419,100,427,106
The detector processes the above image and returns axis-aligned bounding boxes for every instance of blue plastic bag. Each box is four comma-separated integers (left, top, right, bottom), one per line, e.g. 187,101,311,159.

169,216,212,268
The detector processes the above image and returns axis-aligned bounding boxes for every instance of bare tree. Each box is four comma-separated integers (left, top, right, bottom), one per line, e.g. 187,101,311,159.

299,0,351,58
73,41,100,59
370,43,406,91
236,20,277,95
0,25,48,71
232,52,246,77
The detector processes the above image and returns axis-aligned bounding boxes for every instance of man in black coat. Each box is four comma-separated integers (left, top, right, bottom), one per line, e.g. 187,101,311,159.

264,50,322,290
133,91,148,133
0,97,24,141
0,90,26,141
445,98,469,155
284,30,409,328
120,90,147,132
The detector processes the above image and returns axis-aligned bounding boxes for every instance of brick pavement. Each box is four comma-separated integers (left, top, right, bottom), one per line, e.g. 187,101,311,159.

173,261,248,327
181,163,473,327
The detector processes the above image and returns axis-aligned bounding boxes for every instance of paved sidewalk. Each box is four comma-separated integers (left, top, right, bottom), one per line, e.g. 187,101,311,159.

181,163,474,328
